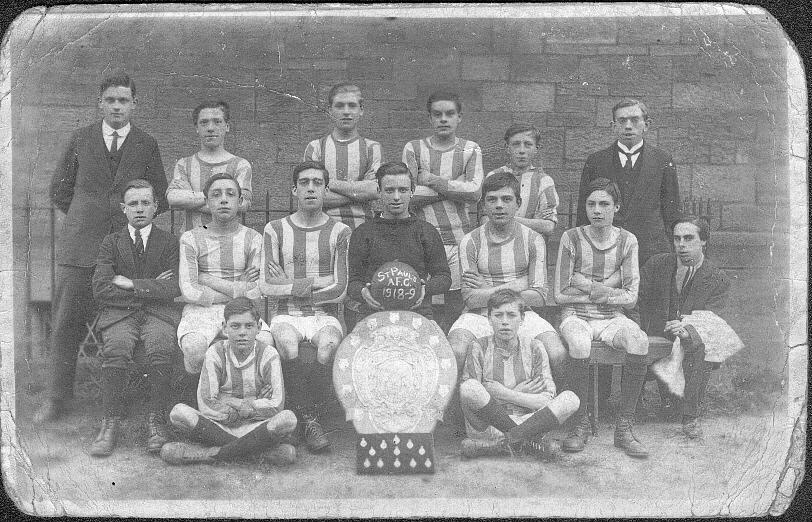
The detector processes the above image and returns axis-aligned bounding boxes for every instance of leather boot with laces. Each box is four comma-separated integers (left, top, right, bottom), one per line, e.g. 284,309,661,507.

262,443,297,466
160,442,220,465
614,417,649,458
521,434,559,459
562,414,591,453
147,412,170,453
90,417,122,457
301,414,330,453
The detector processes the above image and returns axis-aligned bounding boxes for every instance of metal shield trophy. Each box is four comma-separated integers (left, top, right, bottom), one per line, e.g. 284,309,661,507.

333,311,457,474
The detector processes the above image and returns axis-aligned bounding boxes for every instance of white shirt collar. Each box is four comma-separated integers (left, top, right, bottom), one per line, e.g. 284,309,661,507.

127,223,152,247
617,140,644,155
102,120,131,139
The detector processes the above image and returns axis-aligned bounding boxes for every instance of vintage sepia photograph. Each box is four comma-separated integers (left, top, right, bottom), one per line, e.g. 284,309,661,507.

1,3,807,518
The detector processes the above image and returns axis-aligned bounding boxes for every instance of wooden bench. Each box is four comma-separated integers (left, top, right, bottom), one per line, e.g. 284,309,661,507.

587,336,672,434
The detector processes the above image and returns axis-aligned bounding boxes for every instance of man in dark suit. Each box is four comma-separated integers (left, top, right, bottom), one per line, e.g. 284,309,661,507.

639,216,730,440
90,179,181,456
576,98,682,265
37,73,168,423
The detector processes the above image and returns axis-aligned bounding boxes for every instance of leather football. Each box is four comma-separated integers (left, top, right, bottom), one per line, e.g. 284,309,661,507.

369,261,422,310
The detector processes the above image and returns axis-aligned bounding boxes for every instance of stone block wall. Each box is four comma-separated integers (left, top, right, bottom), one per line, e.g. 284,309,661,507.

9,11,793,301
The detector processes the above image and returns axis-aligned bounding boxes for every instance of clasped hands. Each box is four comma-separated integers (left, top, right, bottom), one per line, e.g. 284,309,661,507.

112,269,174,290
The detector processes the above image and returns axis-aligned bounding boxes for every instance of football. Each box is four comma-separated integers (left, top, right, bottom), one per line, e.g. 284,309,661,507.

369,261,423,310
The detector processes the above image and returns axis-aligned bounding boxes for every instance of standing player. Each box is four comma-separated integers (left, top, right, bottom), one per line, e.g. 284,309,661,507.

161,298,297,467
38,73,167,424
448,172,566,381
460,290,579,458
177,173,272,378
639,216,731,439
166,100,253,232
555,178,650,458
261,161,351,453
303,82,382,230
576,99,681,265
402,90,484,332
90,179,181,456
484,123,559,238
347,162,451,328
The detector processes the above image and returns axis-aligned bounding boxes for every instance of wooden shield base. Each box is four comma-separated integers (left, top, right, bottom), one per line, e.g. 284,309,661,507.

356,433,435,474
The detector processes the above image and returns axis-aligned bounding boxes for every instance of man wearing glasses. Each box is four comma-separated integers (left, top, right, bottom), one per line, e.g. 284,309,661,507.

575,98,682,266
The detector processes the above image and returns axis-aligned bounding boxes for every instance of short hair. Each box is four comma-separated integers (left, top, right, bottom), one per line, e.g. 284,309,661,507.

375,162,414,189
426,90,462,113
121,178,155,200
482,171,521,200
203,172,241,198
671,215,710,243
611,98,650,121
586,177,622,205
192,100,230,124
292,161,330,187
99,73,136,98
504,123,542,146
223,297,260,323
486,289,526,316
327,82,363,107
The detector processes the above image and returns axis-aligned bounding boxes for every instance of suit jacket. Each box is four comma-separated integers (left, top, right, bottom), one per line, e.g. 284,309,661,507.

576,142,681,263
638,253,730,346
92,225,182,330
51,122,168,267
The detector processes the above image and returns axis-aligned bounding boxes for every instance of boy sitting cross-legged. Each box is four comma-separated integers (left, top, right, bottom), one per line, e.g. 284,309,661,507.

459,289,579,459
161,297,297,466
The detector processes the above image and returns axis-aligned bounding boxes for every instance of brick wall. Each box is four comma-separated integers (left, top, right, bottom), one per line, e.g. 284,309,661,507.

10,12,792,301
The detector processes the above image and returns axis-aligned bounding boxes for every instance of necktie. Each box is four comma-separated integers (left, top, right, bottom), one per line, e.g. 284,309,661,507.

618,149,635,176
679,266,694,293
110,131,119,154
134,232,144,256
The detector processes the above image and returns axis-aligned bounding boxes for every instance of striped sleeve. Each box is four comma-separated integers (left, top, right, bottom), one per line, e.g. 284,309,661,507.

439,141,484,201
553,230,577,303
608,231,640,307
178,231,221,305
197,343,238,424
166,158,203,208
530,339,556,399
462,338,486,382
243,229,264,300
303,139,321,162
313,224,350,305
363,140,383,180
526,229,548,304
401,141,419,183
252,343,284,417
234,159,253,206
536,175,559,223
260,221,312,298
458,232,477,276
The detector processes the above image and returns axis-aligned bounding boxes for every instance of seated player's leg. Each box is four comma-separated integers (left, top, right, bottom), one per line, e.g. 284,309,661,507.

507,390,580,445
520,311,569,386
559,315,594,453
271,316,329,453
91,315,139,457
680,340,720,439
213,410,298,464
177,304,224,373
458,379,515,458
433,245,463,334
448,313,492,368
162,403,235,465
141,314,178,453
602,316,650,458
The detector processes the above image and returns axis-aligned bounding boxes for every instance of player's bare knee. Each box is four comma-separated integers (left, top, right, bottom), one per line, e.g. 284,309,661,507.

615,327,648,355
459,379,490,411
256,330,274,348
169,403,197,429
539,332,568,366
180,334,207,373
269,410,298,434
313,327,341,364
549,390,580,423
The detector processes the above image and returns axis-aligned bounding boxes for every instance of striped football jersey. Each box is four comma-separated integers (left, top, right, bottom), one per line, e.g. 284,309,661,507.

262,215,350,317
485,165,559,222
304,135,382,229
402,137,484,246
